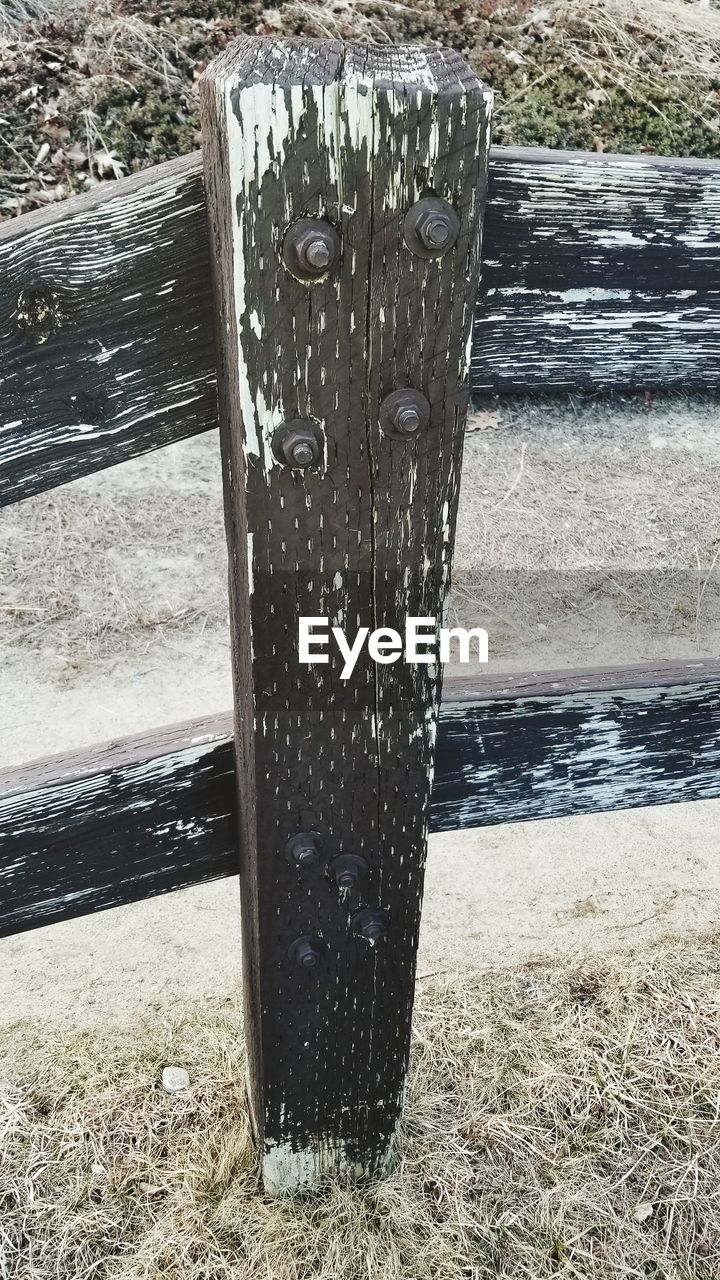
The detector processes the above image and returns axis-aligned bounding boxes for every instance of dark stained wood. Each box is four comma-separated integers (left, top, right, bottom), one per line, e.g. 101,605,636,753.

0,153,218,508
0,719,236,939
200,36,491,1193
473,147,720,392
3,145,720,507
3,661,720,940
432,660,720,832
446,657,720,701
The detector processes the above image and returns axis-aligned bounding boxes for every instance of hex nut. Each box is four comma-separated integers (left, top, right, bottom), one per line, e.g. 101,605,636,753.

329,853,369,892
272,420,324,469
288,935,326,969
403,196,460,259
286,832,322,868
282,219,340,281
353,908,389,945
378,389,431,440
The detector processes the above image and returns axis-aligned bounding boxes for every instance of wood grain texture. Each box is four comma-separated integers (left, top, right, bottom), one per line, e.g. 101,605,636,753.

0,153,217,507
472,148,720,392
0,720,236,939
432,660,720,831
200,35,491,1192
3,661,720,939
3,145,719,507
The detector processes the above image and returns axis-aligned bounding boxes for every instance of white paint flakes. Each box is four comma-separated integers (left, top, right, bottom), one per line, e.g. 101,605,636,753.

263,1133,392,1195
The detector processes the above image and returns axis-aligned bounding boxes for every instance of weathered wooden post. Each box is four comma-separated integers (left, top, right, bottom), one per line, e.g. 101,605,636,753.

200,37,492,1193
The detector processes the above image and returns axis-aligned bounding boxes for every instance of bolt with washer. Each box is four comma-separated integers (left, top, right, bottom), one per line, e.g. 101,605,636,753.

353,908,389,945
403,196,460,259
378,389,431,441
282,218,340,281
330,853,368,893
288,935,326,969
286,832,322,868
272,419,323,469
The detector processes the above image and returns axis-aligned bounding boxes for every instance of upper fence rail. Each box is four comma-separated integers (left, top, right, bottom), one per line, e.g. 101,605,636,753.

1,145,719,508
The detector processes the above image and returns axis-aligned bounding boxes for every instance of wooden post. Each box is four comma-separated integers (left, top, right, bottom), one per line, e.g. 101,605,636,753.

200,36,492,1194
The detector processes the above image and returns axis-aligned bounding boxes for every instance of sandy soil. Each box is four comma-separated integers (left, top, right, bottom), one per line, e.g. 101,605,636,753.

3,800,720,1031
2,391,720,1029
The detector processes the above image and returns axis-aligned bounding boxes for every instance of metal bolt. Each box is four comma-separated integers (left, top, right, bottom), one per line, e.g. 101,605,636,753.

288,935,326,969
378,389,431,441
290,440,316,467
282,218,340,282
396,407,421,436
353,908,389,945
286,832,322,868
330,853,368,892
403,196,460,259
423,216,452,247
272,420,323,469
305,239,331,270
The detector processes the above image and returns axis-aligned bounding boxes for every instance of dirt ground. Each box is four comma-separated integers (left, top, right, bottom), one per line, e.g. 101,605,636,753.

2,391,720,1029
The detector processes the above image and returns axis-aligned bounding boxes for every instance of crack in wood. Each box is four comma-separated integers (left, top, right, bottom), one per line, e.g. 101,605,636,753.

200,36,491,1192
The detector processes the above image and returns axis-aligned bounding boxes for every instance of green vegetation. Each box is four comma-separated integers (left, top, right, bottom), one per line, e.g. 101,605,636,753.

0,0,718,218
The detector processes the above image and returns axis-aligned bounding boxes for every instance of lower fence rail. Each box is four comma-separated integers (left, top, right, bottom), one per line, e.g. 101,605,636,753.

2,659,719,942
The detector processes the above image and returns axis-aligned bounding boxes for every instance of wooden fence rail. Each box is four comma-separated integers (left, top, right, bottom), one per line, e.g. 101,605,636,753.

3,661,720,940
2,147,719,507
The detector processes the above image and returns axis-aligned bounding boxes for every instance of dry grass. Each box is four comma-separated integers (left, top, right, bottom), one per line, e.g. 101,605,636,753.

2,934,720,1278
559,0,720,84
3,397,720,665
567,0,720,69
446,396,720,662
2,0,719,216
0,481,226,655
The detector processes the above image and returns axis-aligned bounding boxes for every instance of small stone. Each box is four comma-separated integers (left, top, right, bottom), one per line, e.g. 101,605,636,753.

633,1201,654,1223
161,1066,190,1094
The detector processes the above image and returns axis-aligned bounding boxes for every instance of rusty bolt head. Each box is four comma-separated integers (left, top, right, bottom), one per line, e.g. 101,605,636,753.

288,935,326,969
272,420,323,470
378,389,431,441
353,908,389,945
286,832,322,868
403,196,460,259
282,218,340,281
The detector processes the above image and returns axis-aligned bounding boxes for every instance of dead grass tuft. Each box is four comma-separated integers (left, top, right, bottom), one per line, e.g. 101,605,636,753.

2,935,720,1277
563,0,720,81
